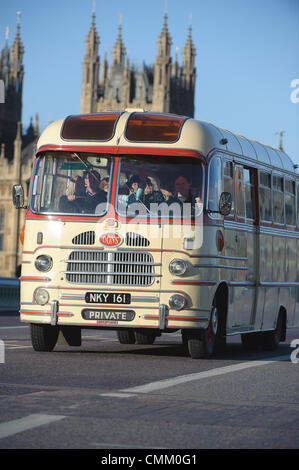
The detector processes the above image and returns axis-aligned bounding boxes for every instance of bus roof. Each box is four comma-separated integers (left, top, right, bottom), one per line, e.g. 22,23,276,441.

36,110,296,174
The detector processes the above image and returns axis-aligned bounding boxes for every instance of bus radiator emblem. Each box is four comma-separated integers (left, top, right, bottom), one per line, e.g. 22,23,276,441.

99,232,123,247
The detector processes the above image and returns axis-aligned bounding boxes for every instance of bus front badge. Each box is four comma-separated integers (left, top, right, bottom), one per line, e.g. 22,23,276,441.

99,232,123,247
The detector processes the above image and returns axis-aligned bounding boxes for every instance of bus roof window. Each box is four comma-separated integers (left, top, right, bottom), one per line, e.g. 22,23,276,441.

61,113,121,141
125,113,187,142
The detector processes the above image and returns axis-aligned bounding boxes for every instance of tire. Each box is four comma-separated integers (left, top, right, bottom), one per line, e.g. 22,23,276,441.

60,326,81,346
241,332,262,350
184,305,222,359
30,323,59,352
135,330,156,345
261,313,283,350
117,329,136,344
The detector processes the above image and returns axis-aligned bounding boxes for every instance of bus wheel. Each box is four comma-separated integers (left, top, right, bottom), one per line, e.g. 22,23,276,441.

135,330,156,345
241,332,262,350
261,313,283,350
30,323,59,352
185,305,219,359
117,329,136,344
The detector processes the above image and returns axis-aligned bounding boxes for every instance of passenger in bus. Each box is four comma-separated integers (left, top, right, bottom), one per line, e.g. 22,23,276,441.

142,177,165,208
159,179,181,206
59,170,106,213
126,175,143,206
99,177,109,193
174,175,202,216
70,175,85,196
174,175,195,204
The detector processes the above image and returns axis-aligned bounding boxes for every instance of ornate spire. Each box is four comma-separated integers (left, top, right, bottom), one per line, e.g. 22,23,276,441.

81,11,100,113
182,24,196,70
10,11,24,73
112,18,126,65
157,13,172,58
84,11,100,59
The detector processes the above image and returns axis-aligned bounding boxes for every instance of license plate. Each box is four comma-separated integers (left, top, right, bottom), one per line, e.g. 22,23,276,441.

82,309,135,321
85,292,131,304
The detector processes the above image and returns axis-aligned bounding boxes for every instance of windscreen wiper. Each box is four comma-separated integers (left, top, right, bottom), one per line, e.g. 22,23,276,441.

72,152,90,170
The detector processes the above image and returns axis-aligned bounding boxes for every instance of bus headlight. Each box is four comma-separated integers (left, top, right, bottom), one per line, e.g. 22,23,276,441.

34,288,49,305
169,259,189,276
35,255,53,272
169,294,187,311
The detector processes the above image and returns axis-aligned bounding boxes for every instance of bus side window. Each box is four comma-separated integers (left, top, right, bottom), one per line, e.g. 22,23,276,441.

208,156,222,214
259,171,272,222
272,174,284,224
244,168,255,220
223,161,234,214
285,179,296,226
235,166,245,218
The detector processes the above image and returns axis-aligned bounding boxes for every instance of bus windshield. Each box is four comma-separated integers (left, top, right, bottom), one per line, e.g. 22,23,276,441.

117,155,204,219
31,152,113,215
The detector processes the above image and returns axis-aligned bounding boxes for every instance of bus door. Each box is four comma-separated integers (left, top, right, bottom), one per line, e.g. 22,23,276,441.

225,163,258,331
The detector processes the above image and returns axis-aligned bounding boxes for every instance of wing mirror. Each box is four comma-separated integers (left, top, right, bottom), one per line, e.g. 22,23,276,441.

219,191,232,216
12,184,25,209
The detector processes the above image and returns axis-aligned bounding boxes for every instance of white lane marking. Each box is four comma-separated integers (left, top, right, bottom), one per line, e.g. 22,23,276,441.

91,442,167,449
114,355,289,395
0,326,28,329
101,392,136,398
2,340,31,350
0,413,66,440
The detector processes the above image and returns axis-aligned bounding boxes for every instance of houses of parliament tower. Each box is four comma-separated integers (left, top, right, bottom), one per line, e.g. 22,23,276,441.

0,11,197,277
80,13,196,117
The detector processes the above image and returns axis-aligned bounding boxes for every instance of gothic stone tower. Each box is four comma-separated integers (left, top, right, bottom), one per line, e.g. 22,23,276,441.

0,19,24,160
80,14,196,117
0,17,38,277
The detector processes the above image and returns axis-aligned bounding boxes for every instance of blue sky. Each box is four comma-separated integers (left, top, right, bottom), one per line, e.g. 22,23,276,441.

1,0,299,163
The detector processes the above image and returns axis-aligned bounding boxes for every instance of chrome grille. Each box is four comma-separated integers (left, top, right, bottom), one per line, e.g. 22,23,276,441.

72,231,95,245
65,250,156,286
125,232,150,247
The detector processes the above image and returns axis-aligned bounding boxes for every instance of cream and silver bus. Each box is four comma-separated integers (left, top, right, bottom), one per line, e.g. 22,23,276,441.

13,110,299,358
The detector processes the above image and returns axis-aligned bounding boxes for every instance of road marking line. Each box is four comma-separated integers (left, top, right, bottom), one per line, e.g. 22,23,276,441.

91,442,167,449
115,355,289,395
101,392,136,398
0,413,66,440
0,326,28,329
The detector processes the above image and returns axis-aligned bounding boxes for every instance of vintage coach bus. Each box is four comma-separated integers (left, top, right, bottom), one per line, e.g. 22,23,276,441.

13,110,299,358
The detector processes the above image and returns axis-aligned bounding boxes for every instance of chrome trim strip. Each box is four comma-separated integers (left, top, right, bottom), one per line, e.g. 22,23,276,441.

62,270,161,277
158,304,168,329
59,293,160,302
193,264,248,270
194,254,248,261
144,314,209,322
20,310,50,316
132,296,159,302
259,227,299,239
50,300,58,326
61,259,161,266
228,281,256,287
171,280,217,285
260,282,299,287
224,221,256,232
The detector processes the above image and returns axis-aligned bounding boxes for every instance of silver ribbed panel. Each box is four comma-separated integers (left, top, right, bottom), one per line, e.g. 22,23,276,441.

72,231,95,245
65,250,155,286
125,232,150,247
